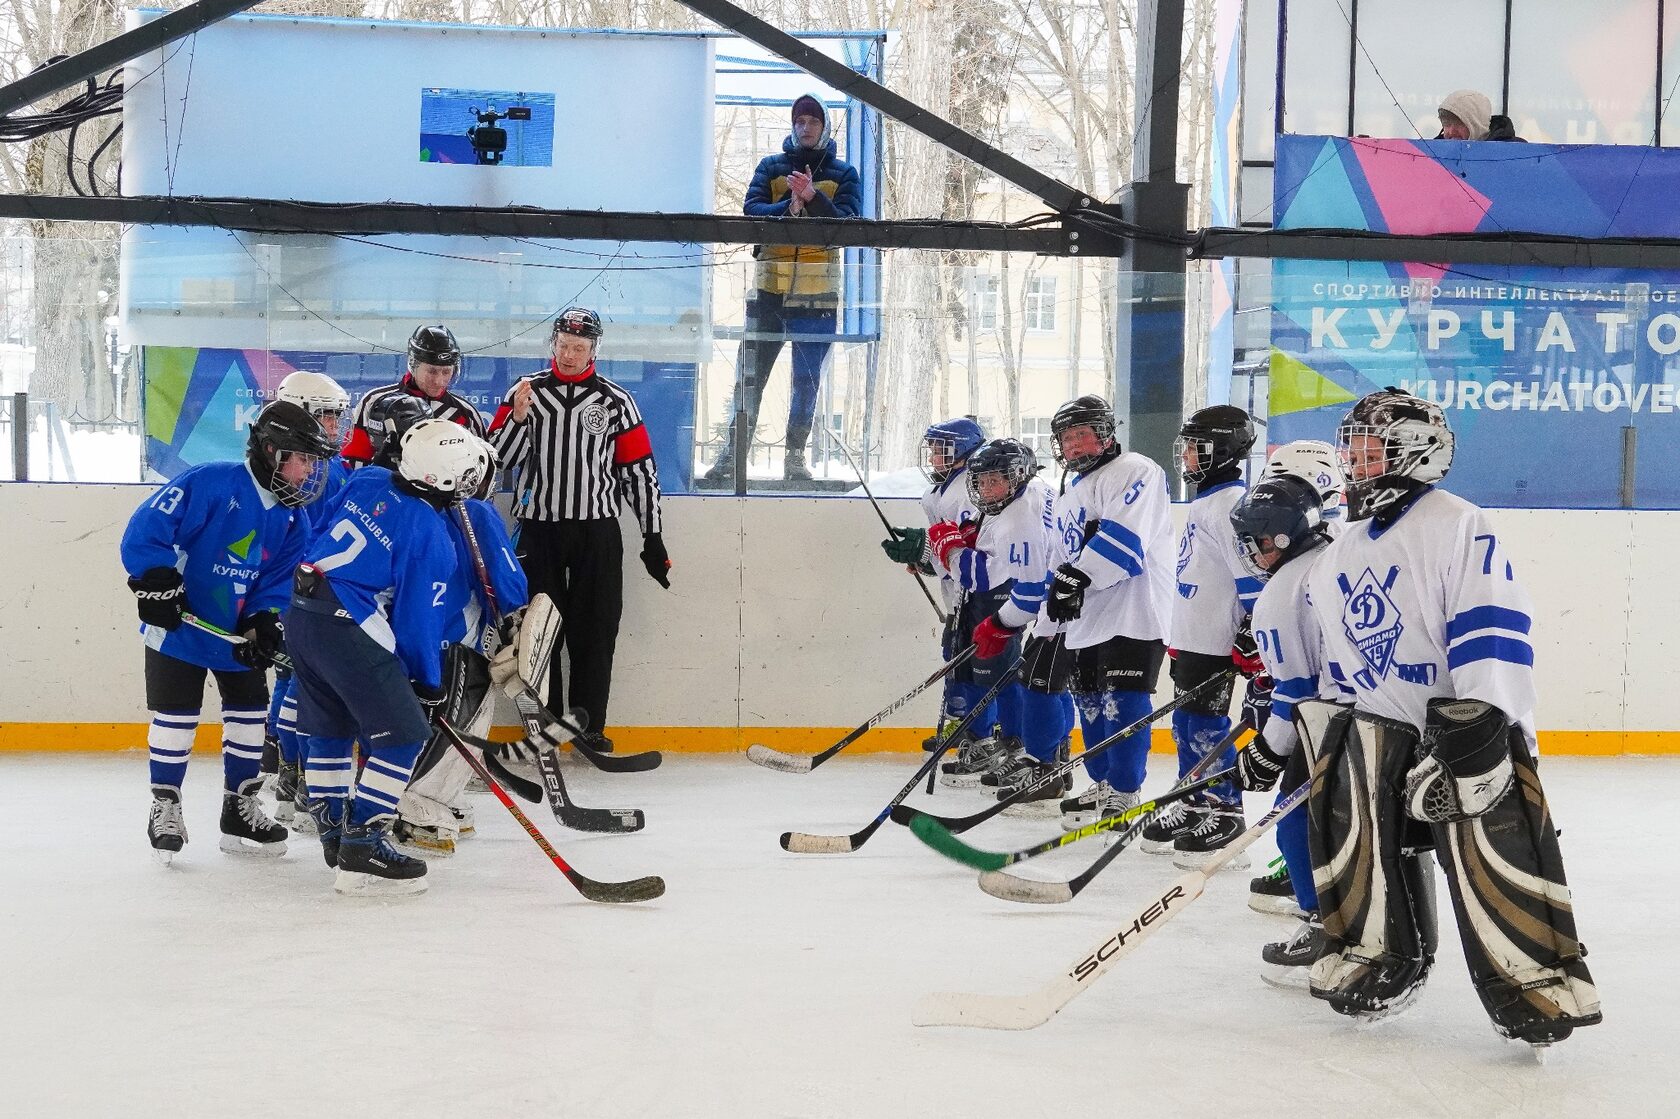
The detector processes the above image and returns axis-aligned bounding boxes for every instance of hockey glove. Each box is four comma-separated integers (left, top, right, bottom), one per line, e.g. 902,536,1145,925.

494,605,527,651
1235,733,1286,791
640,531,672,589
413,681,448,728
1232,617,1263,677
1045,564,1092,623
926,520,979,568
880,525,927,566
1404,698,1516,823
128,566,187,631
231,611,284,670
1242,673,1274,734
971,614,1019,660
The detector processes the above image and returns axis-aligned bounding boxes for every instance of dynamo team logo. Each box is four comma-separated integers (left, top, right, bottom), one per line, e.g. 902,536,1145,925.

1339,566,1404,679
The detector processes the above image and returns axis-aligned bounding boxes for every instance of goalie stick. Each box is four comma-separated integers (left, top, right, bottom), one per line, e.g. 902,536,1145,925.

507,687,662,773
451,505,650,835
436,719,665,904
828,432,946,623
747,646,977,774
911,779,1310,1030
890,670,1236,836
976,720,1252,903
779,661,1022,854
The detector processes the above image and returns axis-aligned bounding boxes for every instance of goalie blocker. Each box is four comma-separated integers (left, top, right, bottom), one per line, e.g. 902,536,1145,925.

1299,699,1601,1045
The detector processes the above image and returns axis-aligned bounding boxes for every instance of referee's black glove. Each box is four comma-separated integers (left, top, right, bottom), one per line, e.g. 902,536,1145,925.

641,532,672,589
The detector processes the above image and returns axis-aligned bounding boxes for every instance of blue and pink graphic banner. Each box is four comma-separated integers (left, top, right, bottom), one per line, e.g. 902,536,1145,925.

143,348,696,490
1269,135,1680,508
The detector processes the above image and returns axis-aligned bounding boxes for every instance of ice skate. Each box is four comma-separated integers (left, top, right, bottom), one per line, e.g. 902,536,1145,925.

1139,796,1202,854
1248,857,1297,915
1172,805,1250,870
1261,913,1328,991
147,785,187,865
335,819,428,897
219,778,288,857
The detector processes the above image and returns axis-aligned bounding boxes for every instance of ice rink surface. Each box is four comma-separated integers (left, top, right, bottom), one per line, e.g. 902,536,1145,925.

3,751,1672,1119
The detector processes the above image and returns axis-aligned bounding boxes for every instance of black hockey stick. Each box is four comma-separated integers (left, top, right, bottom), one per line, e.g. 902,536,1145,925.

436,719,664,904
915,718,1253,874
828,432,946,623
510,687,662,773
510,693,646,834
780,659,1022,854
890,670,1236,835
451,505,650,835
747,646,978,774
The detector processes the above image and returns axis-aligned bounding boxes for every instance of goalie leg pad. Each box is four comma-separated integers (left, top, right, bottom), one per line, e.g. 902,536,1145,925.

1303,705,1439,1020
1432,738,1602,1044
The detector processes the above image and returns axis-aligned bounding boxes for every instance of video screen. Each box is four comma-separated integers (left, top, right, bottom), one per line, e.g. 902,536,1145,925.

420,87,556,166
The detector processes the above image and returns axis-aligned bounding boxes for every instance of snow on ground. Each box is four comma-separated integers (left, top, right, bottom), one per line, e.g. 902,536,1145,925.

1,751,1669,1118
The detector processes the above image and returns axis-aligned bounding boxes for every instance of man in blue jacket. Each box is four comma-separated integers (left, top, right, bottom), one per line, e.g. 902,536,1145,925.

703,93,861,484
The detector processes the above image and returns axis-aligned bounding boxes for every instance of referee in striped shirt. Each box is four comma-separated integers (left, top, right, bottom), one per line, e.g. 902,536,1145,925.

342,325,487,464
487,307,671,752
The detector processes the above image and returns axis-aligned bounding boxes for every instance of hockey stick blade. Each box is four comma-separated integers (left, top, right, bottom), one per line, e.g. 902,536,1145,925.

482,748,544,802
537,749,646,834
926,782,1312,1028
515,693,662,773
572,873,667,904
977,868,1077,904
779,830,859,854
747,744,815,774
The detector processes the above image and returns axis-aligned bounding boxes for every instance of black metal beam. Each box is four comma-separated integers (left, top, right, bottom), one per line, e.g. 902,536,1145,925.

672,0,1093,215
0,0,263,118
1193,226,1680,270
0,192,1072,255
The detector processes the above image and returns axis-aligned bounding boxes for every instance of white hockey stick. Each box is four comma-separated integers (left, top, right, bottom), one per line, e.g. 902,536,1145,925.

910,779,1311,1031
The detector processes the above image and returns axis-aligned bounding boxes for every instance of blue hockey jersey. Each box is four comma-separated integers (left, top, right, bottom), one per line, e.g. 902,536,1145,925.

302,467,458,690
442,498,529,650
120,462,313,672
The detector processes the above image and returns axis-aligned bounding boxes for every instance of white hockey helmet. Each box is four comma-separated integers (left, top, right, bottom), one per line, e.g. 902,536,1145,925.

397,419,491,503
276,370,350,418
1265,439,1345,521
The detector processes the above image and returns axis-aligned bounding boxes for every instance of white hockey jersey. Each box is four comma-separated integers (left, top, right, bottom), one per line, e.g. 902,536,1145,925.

936,474,1055,628
1050,452,1175,650
920,466,980,610
1306,488,1538,749
1169,480,1266,656
1251,542,1334,758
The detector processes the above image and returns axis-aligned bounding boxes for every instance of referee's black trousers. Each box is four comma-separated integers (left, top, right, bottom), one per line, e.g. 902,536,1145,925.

515,517,623,734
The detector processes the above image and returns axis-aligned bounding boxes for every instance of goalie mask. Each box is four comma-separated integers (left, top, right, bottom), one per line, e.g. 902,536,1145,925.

966,437,1040,515
1229,474,1328,577
921,417,984,483
1337,388,1455,522
247,400,335,509
1174,404,1255,484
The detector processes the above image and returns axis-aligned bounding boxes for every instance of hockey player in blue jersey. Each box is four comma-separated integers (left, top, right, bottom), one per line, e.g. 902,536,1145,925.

395,446,530,858
1227,475,1337,988
1145,405,1263,868
287,419,488,896
1302,387,1599,1047
262,370,352,822
955,438,1077,808
122,400,335,863
1040,396,1175,829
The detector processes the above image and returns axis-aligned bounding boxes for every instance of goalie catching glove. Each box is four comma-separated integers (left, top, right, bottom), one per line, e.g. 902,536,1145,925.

1404,697,1515,823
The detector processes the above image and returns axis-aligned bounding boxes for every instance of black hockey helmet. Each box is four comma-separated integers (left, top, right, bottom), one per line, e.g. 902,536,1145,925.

1336,387,1454,522
247,400,335,508
407,325,461,368
966,437,1040,515
367,393,433,468
552,306,604,340
1229,474,1328,577
921,416,985,482
1050,395,1120,472
1175,404,1256,483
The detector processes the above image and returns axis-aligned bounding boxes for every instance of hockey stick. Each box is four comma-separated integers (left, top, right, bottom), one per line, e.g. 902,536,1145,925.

451,505,651,834
509,692,645,834
977,720,1252,903
436,719,665,904
890,670,1236,835
780,660,1022,854
508,685,662,773
828,432,947,624
747,646,977,774
911,779,1310,1030
182,612,294,672
912,763,1241,871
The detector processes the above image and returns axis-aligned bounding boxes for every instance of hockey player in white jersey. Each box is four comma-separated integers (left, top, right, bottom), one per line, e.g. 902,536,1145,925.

946,438,1075,807
1227,475,1337,987
1040,396,1175,828
1145,405,1263,867
1302,387,1600,1046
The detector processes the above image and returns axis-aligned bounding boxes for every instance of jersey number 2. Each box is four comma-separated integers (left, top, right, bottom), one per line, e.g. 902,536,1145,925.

312,522,367,572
